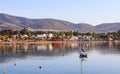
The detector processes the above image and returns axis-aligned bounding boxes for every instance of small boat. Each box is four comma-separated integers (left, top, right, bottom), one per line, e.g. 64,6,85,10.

80,49,87,58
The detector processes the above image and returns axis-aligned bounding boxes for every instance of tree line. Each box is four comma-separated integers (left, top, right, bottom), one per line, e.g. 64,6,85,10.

0,28,120,41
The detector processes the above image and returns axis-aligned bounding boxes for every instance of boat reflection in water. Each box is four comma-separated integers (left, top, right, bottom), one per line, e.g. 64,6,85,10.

79,48,88,74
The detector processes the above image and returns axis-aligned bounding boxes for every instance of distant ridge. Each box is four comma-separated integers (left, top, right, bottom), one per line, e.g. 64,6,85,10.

0,13,120,32
95,23,120,32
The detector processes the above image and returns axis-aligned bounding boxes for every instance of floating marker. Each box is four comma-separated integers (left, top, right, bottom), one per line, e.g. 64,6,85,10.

39,66,42,69
4,69,6,74
14,63,16,66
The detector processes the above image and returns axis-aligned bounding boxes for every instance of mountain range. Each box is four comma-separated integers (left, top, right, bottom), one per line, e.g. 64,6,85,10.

0,13,120,32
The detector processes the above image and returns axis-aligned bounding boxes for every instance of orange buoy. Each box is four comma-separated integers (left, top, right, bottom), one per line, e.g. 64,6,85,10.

4,69,6,74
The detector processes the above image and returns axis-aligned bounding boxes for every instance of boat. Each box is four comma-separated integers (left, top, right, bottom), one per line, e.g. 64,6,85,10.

79,22,87,58
80,49,87,58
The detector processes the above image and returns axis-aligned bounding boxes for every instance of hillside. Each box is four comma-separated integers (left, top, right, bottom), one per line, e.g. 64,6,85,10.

73,23,96,32
96,23,120,32
0,13,120,32
0,13,75,31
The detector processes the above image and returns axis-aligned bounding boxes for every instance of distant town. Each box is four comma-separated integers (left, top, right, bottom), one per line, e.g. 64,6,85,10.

0,28,120,44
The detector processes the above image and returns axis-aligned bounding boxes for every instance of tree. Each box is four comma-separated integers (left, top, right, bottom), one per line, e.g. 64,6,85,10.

20,28,31,36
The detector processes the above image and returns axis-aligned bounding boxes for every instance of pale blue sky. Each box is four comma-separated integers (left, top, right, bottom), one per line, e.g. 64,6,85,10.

0,0,120,25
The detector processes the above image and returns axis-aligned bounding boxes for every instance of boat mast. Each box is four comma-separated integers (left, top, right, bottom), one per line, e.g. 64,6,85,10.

81,21,83,49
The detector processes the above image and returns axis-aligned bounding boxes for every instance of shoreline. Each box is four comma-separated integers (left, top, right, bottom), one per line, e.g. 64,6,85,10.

0,40,120,44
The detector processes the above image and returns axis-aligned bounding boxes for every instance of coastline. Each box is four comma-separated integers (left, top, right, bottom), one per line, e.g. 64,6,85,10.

0,40,120,45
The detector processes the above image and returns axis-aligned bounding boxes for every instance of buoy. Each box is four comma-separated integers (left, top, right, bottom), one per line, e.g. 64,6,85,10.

14,63,16,66
4,69,6,74
39,66,42,69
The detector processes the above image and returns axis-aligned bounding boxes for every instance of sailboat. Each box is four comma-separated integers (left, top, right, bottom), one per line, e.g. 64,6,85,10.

80,48,87,58
79,22,87,58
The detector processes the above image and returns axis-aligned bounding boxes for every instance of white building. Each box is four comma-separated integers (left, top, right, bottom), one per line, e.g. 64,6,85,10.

48,33,54,38
69,36,79,40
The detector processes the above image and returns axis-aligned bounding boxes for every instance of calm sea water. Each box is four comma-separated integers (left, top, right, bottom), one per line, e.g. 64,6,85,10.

0,41,120,74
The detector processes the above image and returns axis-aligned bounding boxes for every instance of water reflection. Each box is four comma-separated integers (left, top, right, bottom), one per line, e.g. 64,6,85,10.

80,57,87,74
79,49,88,74
0,41,120,63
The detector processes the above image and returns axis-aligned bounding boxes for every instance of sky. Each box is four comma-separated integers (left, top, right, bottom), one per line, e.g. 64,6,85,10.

0,0,120,25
